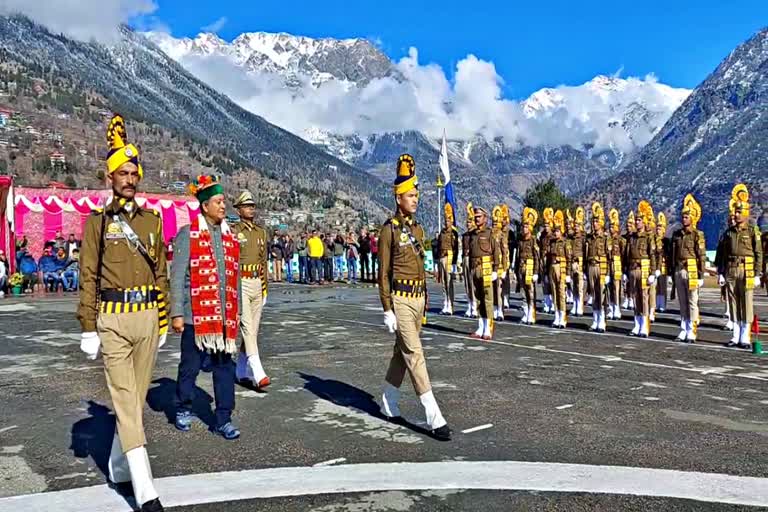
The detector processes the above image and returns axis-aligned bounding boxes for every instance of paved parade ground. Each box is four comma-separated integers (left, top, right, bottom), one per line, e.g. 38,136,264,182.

1,282,768,511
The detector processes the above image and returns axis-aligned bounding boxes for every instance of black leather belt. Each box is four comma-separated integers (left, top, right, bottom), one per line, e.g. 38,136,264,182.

393,281,425,295
101,288,160,304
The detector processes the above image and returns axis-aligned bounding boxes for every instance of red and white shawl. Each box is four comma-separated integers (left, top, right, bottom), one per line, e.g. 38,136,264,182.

189,214,240,354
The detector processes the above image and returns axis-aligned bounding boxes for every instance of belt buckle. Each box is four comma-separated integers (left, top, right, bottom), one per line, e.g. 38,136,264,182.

127,290,144,304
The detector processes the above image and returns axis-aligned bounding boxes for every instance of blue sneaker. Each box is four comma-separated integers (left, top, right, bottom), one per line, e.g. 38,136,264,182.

175,411,194,432
216,422,240,440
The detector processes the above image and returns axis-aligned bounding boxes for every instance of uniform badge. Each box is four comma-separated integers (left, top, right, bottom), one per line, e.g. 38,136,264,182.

105,222,125,240
400,233,409,243
237,232,247,244
124,147,134,157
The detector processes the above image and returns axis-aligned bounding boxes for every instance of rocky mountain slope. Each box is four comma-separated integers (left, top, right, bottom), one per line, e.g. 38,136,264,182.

0,15,390,225
586,27,768,246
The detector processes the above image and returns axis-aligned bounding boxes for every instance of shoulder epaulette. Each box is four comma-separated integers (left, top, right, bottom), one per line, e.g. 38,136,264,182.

91,208,104,216
387,218,398,227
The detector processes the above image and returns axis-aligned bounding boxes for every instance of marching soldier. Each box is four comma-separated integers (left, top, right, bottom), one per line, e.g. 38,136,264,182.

469,205,501,340
436,203,459,315
462,203,476,318
585,202,611,332
232,191,271,388
516,207,540,324
715,213,737,331
622,212,636,311
546,210,572,328
539,208,554,314
720,184,763,348
569,207,586,317
670,194,706,343
492,206,506,321
78,115,168,512
607,209,624,320
624,201,657,338
378,154,451,441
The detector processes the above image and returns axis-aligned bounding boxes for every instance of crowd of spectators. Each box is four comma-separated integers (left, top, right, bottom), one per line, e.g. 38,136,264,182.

0,231,81,297
270,228,379,285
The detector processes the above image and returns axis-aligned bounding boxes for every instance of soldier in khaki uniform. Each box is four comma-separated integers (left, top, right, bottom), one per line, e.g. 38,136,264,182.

654,213,670,315
77,115,167,512
569,207,586,317
468,206,501,340
720,184,763,348
623,201,657,338
436,203,459,315
585,202,612,332
501,207,512,309
516,207,540,324
462,203,477,318
622,212,636,311
231,191,270,388
607,209,624,320
546,210,572,328
670,194,706,343
539,208,554,314
491,206,506,321
378,154,451,441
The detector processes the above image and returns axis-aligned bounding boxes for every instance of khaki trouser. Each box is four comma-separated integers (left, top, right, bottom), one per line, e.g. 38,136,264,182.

519,268,536,310
610,277,622,307
439,257,455,307
674,270,699,323
625,269,634,303
631,269,650,317
656,274,667,309
502,268,511,300
587,265,605,311
549,263,566,311
649,281,657,318
97,308,159,453
463,257,474,308
472,266,494,320
274,258,283,281
727,266,754,325
240,278,264,356
385,295,431,395
571,261,584,308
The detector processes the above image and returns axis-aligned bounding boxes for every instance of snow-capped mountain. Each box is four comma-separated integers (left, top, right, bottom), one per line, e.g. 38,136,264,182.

586,27,768,246
145,31,397,88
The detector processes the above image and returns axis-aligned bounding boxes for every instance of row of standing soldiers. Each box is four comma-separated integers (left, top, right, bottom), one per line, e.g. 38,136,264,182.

434,186,762,348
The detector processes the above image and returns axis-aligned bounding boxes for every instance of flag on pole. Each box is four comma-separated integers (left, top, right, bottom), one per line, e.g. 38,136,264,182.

439,130,456,215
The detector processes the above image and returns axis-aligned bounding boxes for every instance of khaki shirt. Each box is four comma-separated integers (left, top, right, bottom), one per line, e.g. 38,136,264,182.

671,227,706,274
77,200,168,332
569,231,585,262
722,223,763,273
546,237,572,271
538,230,552,273
232,219,269,296
437,225,459,263
378,213,426,311
469,226,500,271
586,232,612,262
461,228,475,260
623,231,657,274
515,236,540,275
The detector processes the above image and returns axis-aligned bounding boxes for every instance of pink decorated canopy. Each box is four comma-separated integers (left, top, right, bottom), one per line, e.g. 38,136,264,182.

13,187,200,258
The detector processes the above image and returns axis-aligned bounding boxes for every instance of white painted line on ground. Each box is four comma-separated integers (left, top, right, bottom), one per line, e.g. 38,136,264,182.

0,425,18,434
313,458,347,467
282,311,768,383
461,424,493,434
555,404,575,410
3,460,768,511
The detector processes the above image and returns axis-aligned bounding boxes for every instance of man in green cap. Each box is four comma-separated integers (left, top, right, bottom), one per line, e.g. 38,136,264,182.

231,190,270,388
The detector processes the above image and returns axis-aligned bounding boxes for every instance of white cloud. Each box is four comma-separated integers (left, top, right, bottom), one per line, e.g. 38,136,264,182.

171,42,689,154
201,16,227,33
0,0,156,43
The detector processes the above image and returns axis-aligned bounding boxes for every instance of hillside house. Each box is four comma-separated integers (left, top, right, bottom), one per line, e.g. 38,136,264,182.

49,151,66,169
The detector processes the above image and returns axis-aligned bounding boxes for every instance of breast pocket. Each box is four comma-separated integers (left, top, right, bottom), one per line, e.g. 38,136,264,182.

479,238,491,252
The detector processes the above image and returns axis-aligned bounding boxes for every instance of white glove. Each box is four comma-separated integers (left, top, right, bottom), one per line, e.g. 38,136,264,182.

622,274,628,283
755,275,762,289
604,275,611,285
262,294,268,306
491,271,498,281
158,333,167,348
647,275,656,286
80,332,101,360
532,274,539,283
384,310,398,333
667,276,673,286
565,276,572,284
655,270,661,278
697,279,704,289
718,275,726,287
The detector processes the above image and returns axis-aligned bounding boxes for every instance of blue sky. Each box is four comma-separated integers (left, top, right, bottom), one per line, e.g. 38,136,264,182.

146,0,768,99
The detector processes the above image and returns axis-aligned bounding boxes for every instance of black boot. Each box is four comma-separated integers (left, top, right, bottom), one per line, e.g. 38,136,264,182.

429,424,452,442
140,498,164,512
